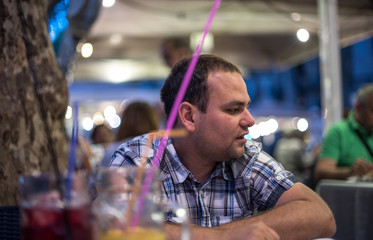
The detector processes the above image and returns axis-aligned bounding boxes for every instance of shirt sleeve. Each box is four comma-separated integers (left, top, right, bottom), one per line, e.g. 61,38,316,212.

249,149,298,211
109,135,155,168
109,142,138,167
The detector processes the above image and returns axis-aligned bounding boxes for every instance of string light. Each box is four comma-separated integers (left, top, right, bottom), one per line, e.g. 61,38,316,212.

103,0,115,8
297,28,310,42
81,43,93,58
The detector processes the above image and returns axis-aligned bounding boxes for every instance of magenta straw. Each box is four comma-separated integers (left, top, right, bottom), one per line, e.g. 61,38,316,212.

131,0,221,228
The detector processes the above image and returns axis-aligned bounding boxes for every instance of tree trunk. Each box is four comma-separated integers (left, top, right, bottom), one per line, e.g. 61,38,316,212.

0,0,68,205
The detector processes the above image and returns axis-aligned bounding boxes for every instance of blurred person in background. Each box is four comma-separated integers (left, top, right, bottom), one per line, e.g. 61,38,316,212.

315,83,373,182
274,129,314,183
87,123,114,169
91,123,114,148
161,37,191,68
101,101,160,167
71,123,113,175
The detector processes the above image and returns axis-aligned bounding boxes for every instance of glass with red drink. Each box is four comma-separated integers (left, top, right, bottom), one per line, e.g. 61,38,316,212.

19,172,94,240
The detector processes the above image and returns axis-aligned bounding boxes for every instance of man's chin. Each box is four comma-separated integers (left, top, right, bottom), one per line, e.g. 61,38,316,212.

231,147,245,159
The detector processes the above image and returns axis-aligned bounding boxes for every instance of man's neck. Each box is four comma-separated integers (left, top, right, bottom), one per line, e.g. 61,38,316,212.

173,137,216,184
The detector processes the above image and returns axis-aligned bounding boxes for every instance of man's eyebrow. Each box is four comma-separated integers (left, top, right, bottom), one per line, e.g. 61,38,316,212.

222,100,250,108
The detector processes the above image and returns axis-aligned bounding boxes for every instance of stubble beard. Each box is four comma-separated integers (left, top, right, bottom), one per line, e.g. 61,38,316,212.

216,141,245,162
194,127,245,162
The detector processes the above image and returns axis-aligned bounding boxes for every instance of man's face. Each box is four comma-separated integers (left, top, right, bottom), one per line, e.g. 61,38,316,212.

357,93,373,132
193,71,255,162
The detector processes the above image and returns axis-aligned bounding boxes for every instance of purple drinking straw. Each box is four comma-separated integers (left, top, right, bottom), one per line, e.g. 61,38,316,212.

66,102,79,203
131,0,221,228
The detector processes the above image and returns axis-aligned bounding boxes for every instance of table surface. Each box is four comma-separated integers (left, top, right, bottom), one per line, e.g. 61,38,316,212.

316,179,373,188
316,179,373,240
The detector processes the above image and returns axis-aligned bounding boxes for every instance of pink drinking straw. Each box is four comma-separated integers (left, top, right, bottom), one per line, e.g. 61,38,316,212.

131,0,222,228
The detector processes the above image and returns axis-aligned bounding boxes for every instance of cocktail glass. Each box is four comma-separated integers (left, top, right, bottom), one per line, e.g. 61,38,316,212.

94,167,166,240
19,172,94,240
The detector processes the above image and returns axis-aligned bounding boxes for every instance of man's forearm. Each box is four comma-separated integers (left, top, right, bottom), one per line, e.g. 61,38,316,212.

315,166,352,181
165,221,280,240
165,223,217,240
165,183,335,240
225,200,334,239
219,183,336,240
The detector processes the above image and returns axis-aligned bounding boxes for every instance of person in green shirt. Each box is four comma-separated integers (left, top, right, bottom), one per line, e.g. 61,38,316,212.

315,83,373,181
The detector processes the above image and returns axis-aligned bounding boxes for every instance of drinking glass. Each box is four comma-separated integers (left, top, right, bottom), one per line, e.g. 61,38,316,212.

19,172,94,240
94,167,169,240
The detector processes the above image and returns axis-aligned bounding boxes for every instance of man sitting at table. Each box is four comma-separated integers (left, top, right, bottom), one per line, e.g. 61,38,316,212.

110,54,336,240
315,83,373,182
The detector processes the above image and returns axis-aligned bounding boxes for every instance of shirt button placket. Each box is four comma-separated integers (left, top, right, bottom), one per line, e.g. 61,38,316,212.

199,189,212,227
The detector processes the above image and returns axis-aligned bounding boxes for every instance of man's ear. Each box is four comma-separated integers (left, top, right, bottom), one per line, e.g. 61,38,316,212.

355,102,362,115
178,102,196,132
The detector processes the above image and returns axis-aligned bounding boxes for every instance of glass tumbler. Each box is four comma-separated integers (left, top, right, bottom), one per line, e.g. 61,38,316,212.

19,172,94,240
94,167,166,240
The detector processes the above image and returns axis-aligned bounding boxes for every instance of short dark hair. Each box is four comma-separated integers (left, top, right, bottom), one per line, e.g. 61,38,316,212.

161,37,189,51
115,101,159,141
160,54,241,118
356,83,373,106
90,124,112,144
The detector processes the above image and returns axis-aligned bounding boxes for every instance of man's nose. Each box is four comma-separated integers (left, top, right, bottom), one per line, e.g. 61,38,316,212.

241,109,255,128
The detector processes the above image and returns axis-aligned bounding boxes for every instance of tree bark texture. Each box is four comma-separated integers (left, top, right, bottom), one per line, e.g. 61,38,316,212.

0,0,68,205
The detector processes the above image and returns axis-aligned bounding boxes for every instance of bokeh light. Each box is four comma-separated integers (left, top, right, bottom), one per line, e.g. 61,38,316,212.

92,112,105,125
297,118,309,132
297,28,310,42
103,0,115,8
65,106,72,119
81,43,93,58
82,117,94,131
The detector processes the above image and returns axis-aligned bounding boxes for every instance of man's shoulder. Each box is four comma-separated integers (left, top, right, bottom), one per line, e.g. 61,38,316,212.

110,133,157,167
232,140,296,192
231,140,277,173
325,119,351,137
332,119,349,129
118,133,153,148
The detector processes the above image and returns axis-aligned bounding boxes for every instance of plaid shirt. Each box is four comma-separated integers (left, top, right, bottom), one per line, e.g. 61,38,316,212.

110,133,297,227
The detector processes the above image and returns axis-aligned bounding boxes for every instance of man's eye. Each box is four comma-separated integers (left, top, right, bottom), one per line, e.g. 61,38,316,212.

228,109,240,114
